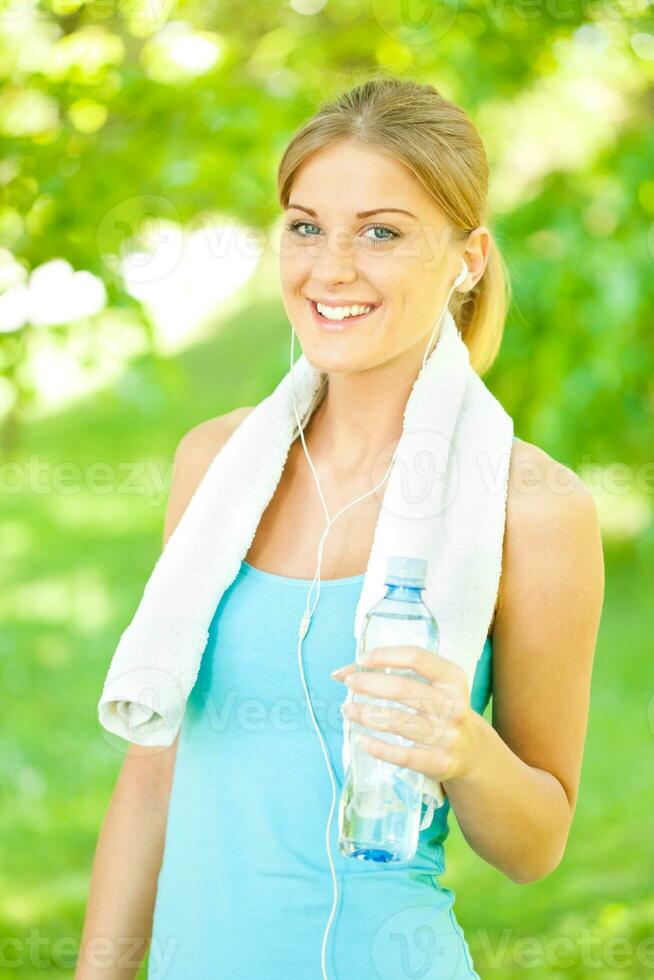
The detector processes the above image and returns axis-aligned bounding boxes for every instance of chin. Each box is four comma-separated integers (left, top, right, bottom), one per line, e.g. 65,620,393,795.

300,347,358,375
307,340,420,383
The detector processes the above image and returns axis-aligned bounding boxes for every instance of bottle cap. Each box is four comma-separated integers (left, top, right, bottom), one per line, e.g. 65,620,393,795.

385,556,427,588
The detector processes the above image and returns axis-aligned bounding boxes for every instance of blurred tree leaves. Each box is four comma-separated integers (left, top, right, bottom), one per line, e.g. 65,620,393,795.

0,0,652,468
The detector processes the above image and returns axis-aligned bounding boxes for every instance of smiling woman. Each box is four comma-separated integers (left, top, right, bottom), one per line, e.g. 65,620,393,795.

78,73,604,980
275,82,510,381
277,163,501,402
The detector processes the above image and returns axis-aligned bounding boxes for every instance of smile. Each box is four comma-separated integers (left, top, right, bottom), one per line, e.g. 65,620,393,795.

308,299,381,332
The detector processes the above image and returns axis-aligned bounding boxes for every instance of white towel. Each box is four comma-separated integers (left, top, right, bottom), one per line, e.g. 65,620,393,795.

97,309,514,827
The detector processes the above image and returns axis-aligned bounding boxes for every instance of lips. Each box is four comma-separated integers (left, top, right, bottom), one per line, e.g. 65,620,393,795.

308,299,380,332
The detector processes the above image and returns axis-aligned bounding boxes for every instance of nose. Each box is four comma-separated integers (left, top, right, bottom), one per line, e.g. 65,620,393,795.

310,228,359,286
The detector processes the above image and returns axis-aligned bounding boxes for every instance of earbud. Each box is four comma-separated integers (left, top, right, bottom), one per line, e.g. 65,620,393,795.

453,261,468,288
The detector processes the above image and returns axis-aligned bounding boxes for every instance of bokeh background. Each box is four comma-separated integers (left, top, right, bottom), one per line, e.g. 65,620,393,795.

1,0,653,977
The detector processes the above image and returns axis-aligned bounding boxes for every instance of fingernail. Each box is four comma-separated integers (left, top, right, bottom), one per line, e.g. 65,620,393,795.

331,666,348,678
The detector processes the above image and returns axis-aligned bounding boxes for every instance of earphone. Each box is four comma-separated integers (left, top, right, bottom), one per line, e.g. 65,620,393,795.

453,261,468,288
290,259,468,979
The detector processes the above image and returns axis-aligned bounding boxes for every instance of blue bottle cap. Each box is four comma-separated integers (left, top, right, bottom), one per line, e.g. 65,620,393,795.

385,556,427,588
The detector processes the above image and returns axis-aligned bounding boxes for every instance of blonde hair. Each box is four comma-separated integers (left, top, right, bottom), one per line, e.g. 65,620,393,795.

277,74,511,376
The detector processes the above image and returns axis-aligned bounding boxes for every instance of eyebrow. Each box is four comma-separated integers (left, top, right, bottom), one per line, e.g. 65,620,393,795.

286,204,418,220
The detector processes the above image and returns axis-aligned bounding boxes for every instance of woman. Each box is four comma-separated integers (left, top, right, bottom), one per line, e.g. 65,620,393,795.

77,77,605,979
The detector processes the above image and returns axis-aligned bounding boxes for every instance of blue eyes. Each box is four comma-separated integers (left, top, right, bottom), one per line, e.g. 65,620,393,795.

284,219,400,247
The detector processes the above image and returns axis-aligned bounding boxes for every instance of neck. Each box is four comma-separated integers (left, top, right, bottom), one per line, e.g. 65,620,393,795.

302,343,427,474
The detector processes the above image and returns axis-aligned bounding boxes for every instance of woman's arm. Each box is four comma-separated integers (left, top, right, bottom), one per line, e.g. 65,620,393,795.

75,738,179,978
441,441,605,883
337,439,605,884
76,408,253,978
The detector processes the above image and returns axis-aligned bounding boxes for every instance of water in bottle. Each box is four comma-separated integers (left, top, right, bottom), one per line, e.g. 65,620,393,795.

338,555,439,863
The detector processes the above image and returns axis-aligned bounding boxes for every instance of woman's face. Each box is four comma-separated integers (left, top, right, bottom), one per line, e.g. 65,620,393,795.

279,139,467,374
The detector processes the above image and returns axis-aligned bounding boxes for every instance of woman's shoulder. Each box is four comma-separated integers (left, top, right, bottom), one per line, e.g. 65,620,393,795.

508,436,593,519
162,407,255,545
176,407,255,460
494,436,602,626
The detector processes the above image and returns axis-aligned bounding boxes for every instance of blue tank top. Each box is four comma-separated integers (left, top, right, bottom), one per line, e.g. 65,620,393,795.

148,559,492,980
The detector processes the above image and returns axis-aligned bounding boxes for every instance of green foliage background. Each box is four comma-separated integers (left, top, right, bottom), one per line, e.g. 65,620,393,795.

1,0,653,977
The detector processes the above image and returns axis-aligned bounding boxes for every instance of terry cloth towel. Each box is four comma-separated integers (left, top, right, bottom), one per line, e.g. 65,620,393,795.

97,309,514,828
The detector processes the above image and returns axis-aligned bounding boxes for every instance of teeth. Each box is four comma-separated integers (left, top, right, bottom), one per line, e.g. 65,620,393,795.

315,302,374,321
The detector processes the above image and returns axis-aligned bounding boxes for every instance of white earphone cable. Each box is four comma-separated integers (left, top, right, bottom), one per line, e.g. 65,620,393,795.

291,261,467,980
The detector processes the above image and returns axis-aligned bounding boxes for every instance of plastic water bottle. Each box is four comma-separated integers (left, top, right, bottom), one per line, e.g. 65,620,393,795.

338,556,439,863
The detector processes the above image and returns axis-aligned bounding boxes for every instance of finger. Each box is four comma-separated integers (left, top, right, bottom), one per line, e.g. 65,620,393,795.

343,700,447,746
356,731,442,778
331,663,356,680
361,644,461,685
345,668,436,710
